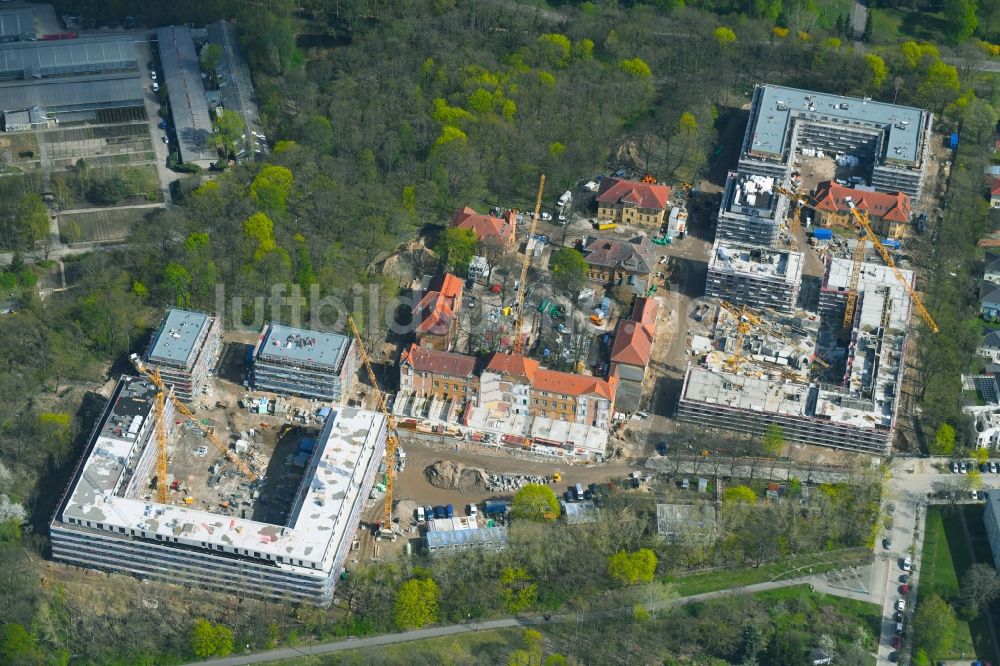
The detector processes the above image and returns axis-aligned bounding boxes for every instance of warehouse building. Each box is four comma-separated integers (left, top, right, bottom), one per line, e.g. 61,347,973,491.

739,84,931,201
705,239,803,313
715,172,791,248
678,257,912,455
0,7,36,43
50,380,387,606
157,25,214,167
251,323,356,402
143,309,221,402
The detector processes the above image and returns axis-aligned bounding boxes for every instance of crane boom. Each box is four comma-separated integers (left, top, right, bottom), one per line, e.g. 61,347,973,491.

512,175,546,355
130,354,259,487
346,315,399,529
154,389,168,503
845,202,939,333
842,228,867,328
773,185,804,250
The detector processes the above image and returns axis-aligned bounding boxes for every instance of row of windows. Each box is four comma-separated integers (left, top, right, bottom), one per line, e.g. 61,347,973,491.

432,381,474,393
533,398,571,410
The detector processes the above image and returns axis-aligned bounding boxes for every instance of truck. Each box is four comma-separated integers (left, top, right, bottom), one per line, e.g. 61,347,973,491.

596,221,617,231
557,190,572,207
484,500,509,516
574,483,584,500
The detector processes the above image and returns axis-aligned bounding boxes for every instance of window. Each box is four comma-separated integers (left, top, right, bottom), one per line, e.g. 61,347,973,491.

453,384,459,390
119,527,126,534
433,381,439,388
254,551,261,558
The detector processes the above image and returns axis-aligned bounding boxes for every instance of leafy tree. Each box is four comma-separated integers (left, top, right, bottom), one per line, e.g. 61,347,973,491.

762,423,783,457
913,594,956,659
619,57,652,78
213,109,244,157
436,227,477,276
537,34,572,68
250,165,294,215
960,563,1000,615
738,623,765,664
930,424,956,456
394,577,439,629
509,629,543,666
724,485,757,505
943,0,978,44
607,548,657,586
162,263,192,307
713,26,737,48
190,619,233,658
243,212,278,262
913,649,931,666
201,43,223,73
500,567,537,612
512,484,559,521
0,623,39,664
866,54,888,89
549,247,588,298
974,447,989,465
296,115,334,153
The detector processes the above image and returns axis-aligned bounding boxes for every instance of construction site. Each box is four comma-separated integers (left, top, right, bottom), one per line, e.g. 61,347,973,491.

49,333,388,605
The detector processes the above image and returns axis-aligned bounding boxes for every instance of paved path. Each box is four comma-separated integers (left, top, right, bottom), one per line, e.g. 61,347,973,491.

181,572,875,666
850,0,868,37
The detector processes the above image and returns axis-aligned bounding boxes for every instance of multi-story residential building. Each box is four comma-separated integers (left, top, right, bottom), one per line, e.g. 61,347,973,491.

144,309,221,402
705,239,803,313
715,171,790,248
739,84,931,201
251,323,356,401
810,181,911,239
610,296,660,412
481,353,616,429
595,178,671,227
579,235,655,285
986,494,1000,568
399,343,479,402
413,273,463,351
50,378,386,606
450,206,516,249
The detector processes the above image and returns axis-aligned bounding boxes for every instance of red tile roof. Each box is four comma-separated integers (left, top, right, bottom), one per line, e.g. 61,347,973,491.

414,273,462,337
596,178,670,211
610,297,660,367
400,343,477,377
812,181,911,223
533,368,616,401
485,353,539,382
991,177,1000,198
450,206,515,245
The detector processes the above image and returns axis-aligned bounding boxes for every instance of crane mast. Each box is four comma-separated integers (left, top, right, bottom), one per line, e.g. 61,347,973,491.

845,201,939,334
346,315,399,531
512,175,546,355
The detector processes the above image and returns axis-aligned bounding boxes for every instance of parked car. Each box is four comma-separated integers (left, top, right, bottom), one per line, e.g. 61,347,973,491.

425,505,435,521
899,584,910,595
895,621,904,634
960,461,968,473
415,506,425,522
656,441,669,456
895,599,905,611
540,212,552,221
468,503,477,518
434,505,445,519
892,635,902,649
894,610,904,622
899,574,909,584
951,461,960,473
150,70,157,80
901,557,912,571
991,461,999,473
883,537,893,550
887,503,895,516
445,503,454,518
888,651,899,662
563,490,573,503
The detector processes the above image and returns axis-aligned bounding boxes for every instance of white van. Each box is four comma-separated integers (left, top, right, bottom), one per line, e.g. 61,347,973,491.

416,506,425,523
557,190,572,207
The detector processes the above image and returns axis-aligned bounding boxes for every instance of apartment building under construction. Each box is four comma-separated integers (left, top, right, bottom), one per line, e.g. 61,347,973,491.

705,239,803,313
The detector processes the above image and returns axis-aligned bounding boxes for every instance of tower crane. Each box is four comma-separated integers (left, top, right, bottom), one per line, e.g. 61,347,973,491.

773,185,806,250
512,175,546,356
129,354,258,504
346,315,399,534
718,301,829,370
843,200,939,334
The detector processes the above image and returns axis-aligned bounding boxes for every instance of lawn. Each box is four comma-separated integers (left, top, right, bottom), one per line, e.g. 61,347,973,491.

666,547,872,597
754,584,882,639
869,7,948,43
59,207,152,244
919,506,998,662
814,0,855,30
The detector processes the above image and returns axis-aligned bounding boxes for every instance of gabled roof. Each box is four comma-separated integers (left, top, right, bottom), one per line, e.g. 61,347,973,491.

450,206,515,245
485,353,540,382
610,297,660,367
986,252,1000,275
991,177,1000,198
812,181,911,223
533,368,617,401
414,273,462,337
596,178,670,210
581,235,655,275
400,343,477,377
982,329,1000,350
981,280,1000,305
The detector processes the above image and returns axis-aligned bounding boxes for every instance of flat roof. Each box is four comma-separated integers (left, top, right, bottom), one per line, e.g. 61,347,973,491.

0,7,34,40
0,36,136,80
0,72,142,112
709,239,803,284
156,26,213,165
147,309,213,368
256,323,351,373
61,380,386,571
824,257,913,331
426,526,508,549
750,84,925,165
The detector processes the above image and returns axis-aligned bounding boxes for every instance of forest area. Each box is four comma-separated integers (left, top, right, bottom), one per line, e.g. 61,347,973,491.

0,0,998,663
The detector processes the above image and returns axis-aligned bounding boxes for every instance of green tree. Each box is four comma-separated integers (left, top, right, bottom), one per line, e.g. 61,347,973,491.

943,0,978,43
607,548,657,586
163,262,192,307
762,423,784,457
250,165,294,215
243,212,277,262
500,567,537,612
913,594,956,659
738,623,765,664
913,649,931,666
435,227,477,275
511,483,559,521
866,53,888,89
930,423,956,456
724,485,757,505
960,563,1000,615
537,33,572,68
974,447,989,465
190,619,233,658
213,109,245,157
619,57,652,78
713,26,737,48
549,247,588,298
862,8,873,40
201,43,223,73
296,115,334,153
0,623,38,663
394,577,439,629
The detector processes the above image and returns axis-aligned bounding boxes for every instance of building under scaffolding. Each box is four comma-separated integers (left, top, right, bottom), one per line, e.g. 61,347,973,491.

705,239,803,313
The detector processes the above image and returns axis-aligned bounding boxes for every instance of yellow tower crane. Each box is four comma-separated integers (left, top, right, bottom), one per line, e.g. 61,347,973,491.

773,185,806,250
129,354,258,504
512,175,546,356
719,301,830,370
843,200,939,333
346,315,399,534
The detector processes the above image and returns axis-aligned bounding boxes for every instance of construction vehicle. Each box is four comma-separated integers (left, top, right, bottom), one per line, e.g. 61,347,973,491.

843,200,939,333
512,175,546,355
129,354,258,504
641,174,657,184
346,315,400,537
